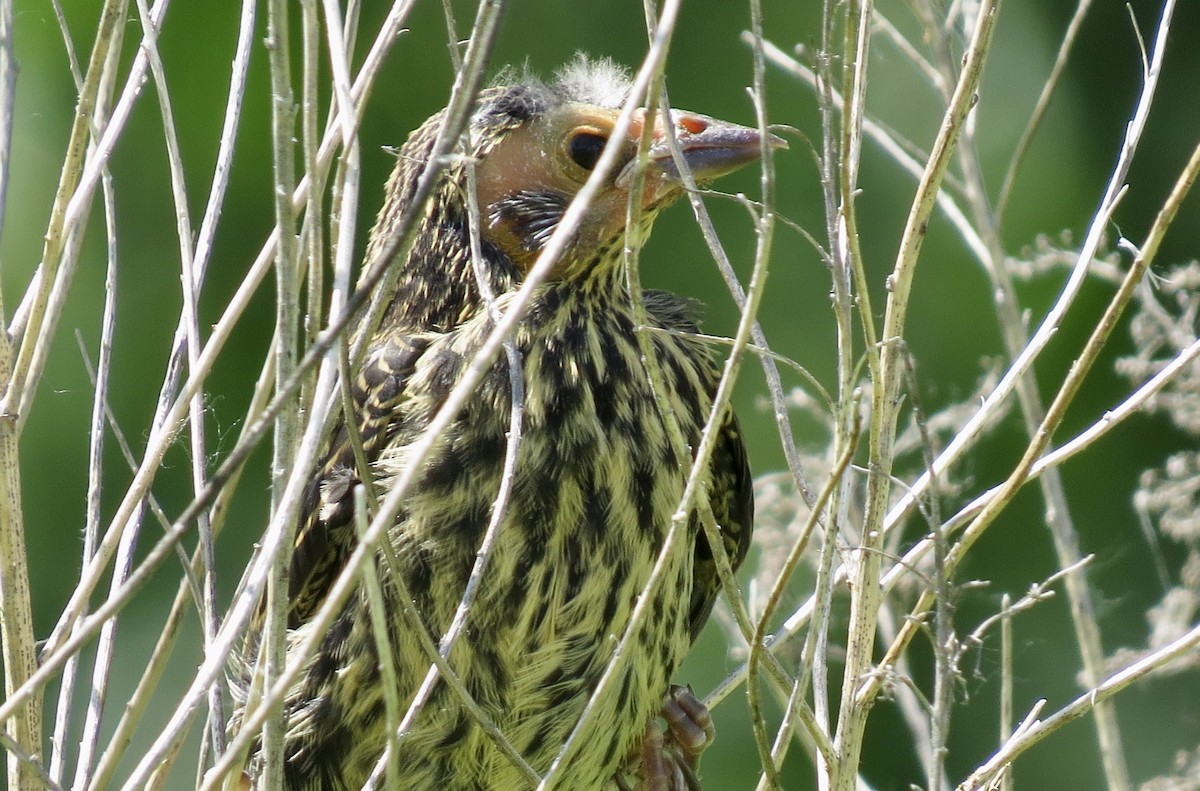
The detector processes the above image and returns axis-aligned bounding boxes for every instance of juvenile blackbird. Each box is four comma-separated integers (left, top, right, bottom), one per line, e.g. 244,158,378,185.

237,56,769,790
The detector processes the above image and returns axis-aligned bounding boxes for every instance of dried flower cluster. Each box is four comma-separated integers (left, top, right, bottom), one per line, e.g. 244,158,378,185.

1115,264,1200,682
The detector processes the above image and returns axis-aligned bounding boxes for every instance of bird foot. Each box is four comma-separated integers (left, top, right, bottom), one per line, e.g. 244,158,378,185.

619,685,715,791
661,684,715,763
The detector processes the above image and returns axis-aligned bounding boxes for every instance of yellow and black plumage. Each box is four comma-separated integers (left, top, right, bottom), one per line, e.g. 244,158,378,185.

238,56,772,790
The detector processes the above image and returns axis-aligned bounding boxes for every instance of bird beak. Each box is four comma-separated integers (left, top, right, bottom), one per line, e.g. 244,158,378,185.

644,111,788,185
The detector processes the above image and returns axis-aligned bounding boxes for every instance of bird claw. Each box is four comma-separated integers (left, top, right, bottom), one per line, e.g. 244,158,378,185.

618,685,714,791
661,684,715,760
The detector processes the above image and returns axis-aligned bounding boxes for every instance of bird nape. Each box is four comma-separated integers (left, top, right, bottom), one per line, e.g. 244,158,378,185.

232,55,778,791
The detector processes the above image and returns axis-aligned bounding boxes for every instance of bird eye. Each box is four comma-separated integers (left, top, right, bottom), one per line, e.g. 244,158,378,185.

567,131,607,171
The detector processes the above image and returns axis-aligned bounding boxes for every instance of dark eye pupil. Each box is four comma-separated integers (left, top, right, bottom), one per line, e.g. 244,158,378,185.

568,132,607,171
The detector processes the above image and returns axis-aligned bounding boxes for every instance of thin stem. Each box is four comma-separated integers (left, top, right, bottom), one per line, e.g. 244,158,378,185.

352,487,403,789
43,3,123,783
870,133,1200,716
365,1,528,768
999,593,1014,791
930,0,1135,782
996,0,1095,217
752,421,857,789
39,0,405,678
832,4,999,788
260,0,300,782
3,0,126,429
958,620,1200,791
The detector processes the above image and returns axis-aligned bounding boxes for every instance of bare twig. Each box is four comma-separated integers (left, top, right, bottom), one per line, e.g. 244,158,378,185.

833,4,1000,788
959,619,1200,790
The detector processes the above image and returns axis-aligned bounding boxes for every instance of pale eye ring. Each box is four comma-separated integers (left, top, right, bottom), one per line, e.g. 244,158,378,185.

567,131,607,171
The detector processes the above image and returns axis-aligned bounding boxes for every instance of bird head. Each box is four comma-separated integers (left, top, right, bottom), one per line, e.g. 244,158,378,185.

368,56,784,331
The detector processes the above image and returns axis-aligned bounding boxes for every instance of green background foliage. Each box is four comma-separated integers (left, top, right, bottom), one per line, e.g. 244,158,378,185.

3,0,1198,787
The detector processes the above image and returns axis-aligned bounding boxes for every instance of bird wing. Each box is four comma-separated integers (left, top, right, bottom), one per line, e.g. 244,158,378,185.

286,330,429,626
687,409,755,642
